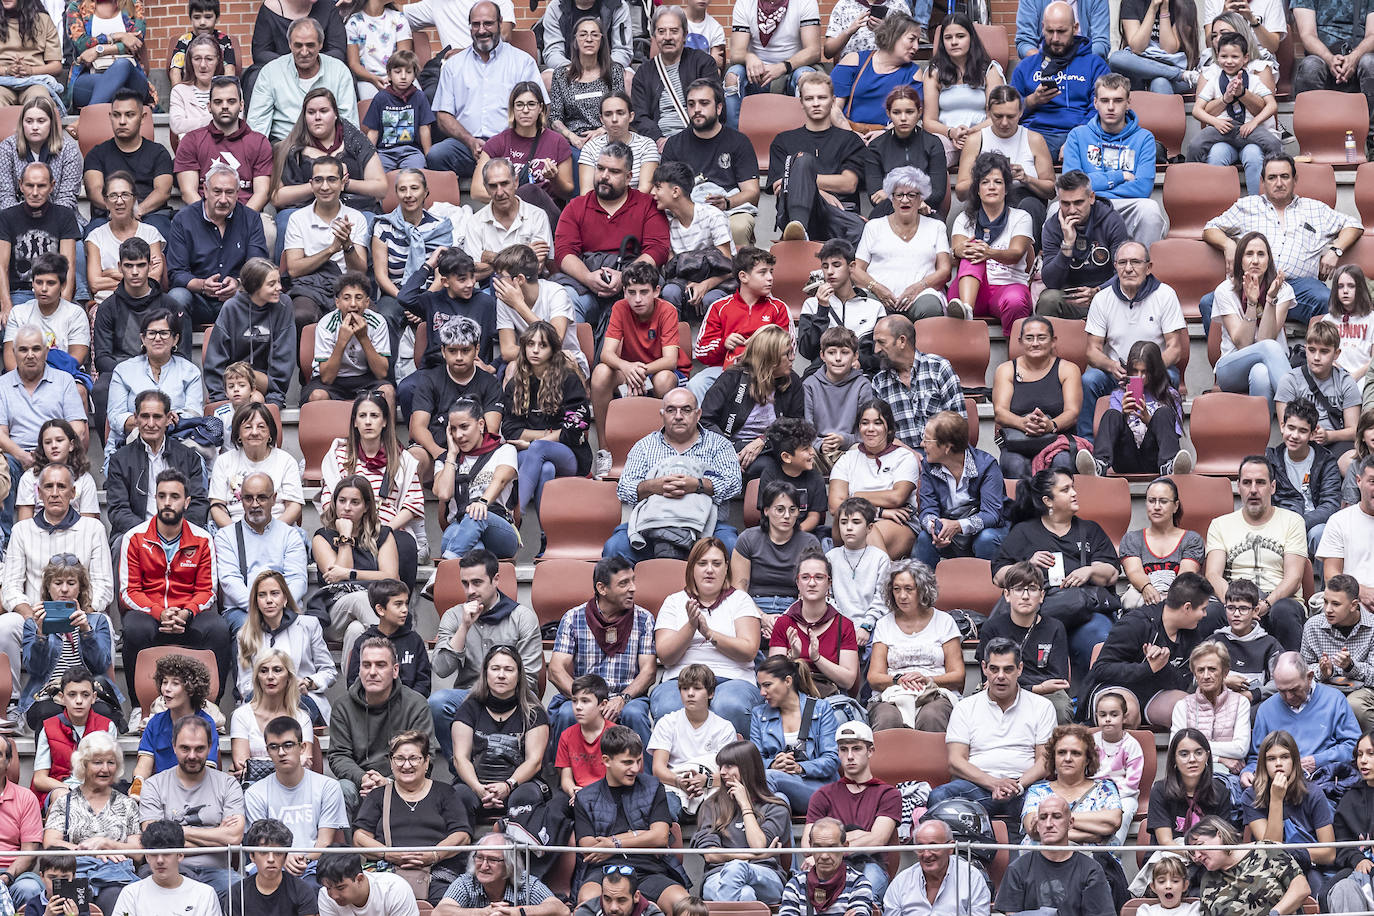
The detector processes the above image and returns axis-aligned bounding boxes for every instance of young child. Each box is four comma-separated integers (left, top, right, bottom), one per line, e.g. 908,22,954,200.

23,852,77,916
798,240,884,375
1092,689,1144,846
826,497,890,650
647,664,736,818
133,654,220,782
306,272,394,405
754,418,824,531
30,668,120,807
1321,266,1374,411
683,0,725,67
212,361,267,449
649,161,732,317
111,820,220,916
343,0,413,100
555,673,609,801
360,49,434,169
167,0,237,86
689,246,791,400
1267,397,1342,556
1277,320,1361,460
1136,854,1199,916
343,579,430,691
589,261,691,475
1212,578,1283,704
1185,32,1282,196
976,560,1072,723
803,325,874,473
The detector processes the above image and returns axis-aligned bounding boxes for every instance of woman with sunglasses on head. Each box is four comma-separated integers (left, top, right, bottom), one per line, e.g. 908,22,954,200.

228,646,316,779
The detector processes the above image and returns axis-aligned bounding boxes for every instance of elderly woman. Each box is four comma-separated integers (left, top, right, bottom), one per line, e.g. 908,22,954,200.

1187,816,1310,914
43,731,140,916
923,14,1004,163
1021,724,1124,846
916,409,1008,567
852,166,955,320
371,168,452,318
866,559,964,732
831,13,924,135
549,16,626,152
950,151,1034,333
209,402,305,528
437,833,569,916
167,34,220,135
1169,641,1251,784
354,730,473,904
991,316,1082,480
104,310,201,459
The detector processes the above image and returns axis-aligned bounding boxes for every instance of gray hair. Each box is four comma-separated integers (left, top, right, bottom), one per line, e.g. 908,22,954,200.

482,156,515,185
466,833,517,879
12,324,45,347
438,315,482,349
204,161,240,188
653,4,689,31
38,464,74,487
19,161,52,185
884,558,939,613
287,17,324,45
882,166,932,200
71,729,122,783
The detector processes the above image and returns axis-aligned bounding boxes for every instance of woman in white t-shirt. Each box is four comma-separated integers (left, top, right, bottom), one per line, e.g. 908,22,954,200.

866,559,964,732
209,402,306,527
853,166,955,320
84,172,166,302
434,398,520,560
652,537,763,736
229,645,316,778
1211,230,1295,407
1321,265,1374,392
950,152,1034,334
827,398,921,559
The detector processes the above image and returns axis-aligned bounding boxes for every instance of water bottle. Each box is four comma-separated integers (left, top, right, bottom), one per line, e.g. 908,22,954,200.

1347,130,1358,163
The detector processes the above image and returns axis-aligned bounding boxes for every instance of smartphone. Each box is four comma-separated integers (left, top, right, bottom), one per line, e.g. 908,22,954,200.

1039,79,1058,92
52,878,90,916
1128,376,1146,404
1047,552,1066,587
870,5,890,17
41,600,76,636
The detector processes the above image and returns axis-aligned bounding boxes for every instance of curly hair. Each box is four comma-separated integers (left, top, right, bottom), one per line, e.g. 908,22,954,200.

42,556,93,616
153,653,212,710
1043,723,1100,780
884,559,939,614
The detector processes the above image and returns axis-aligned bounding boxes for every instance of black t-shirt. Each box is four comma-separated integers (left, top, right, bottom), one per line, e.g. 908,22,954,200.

661,126,760,190
573,781,674,878
410,366,507,445
220,874,319,916
281,126,381,212
85,138,174,220
313,525,393,573
1118,0,1160,43
753,457,827,525
1146,775,1233,837
0,203,80,290
976,612,1070,687
453,697,549,784
354,780,473,865
992,517,1120,579
996,850,1115,916
767,126,868,212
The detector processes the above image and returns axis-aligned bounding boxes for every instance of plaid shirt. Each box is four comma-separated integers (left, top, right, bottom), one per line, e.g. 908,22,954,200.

443,875,556,907
615,427,744,507
552,604,656,694
871,352,965,446
1300,607,1374,689
1204,195,1360,280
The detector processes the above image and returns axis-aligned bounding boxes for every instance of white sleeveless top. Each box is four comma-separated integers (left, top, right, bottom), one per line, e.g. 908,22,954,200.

980,124,1036,189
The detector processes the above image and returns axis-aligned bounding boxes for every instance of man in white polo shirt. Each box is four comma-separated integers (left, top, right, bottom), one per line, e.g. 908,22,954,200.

282,156,369,334
926,638,1055,831
1320,453,1374,608
1077,239,1188,438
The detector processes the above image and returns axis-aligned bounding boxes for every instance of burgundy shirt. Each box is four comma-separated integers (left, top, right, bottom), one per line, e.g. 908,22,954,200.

171,119,274,205
554,188,670,267
806,778,903,831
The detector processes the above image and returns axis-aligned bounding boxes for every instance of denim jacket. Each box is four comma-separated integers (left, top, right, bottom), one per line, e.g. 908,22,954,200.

20,612,116,712
749,691,840,781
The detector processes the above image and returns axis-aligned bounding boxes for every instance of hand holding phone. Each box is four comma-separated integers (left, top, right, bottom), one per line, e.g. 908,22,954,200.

1127,376,1146,404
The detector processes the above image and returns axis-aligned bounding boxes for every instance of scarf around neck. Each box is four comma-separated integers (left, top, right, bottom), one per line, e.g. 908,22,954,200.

36,505,80,532
308,122,344,153
460,432,504,460
974,205,1009,244
585,598,634,658
756,0,789,46
384,207,454,278
807,865,846,912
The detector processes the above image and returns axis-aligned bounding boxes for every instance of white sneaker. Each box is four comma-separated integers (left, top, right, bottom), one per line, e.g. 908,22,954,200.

1075,448,1099,476
593,448,613,479
1165,450,1194,476
946,298,969,320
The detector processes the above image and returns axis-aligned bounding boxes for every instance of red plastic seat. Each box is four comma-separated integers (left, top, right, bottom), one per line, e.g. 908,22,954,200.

76,103,156,157
537,477,622,562
1297,160,1338,207
740,94,805,178
298,399,354,485
1293,90,1369,166
531,558,596,633
604,397,664,480
934,557,1001,617
1163,163,1239,238
631,557,686,617
432,559,519,615
1008,316,1089,372
1189,392,1272,477
1132,91,1186,160
1072,474,1131,547
132,647,221,712
1171,474,1235,536
769,239,822,317
913,316,991,392
1149,237,1227,321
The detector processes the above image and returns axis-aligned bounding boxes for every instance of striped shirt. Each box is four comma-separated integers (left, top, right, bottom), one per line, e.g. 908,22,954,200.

372,209,445,288
778,867,875,916
319,438,425,529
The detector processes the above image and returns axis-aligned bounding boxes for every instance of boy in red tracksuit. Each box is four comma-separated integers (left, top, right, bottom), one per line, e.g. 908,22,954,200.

688,246,792,401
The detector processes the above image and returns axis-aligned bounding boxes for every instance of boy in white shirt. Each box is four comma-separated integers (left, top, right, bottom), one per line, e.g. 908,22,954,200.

648,664,737,819
684,0,726,68
1185,31,1282,196
3,253,90,370
650,161,733,318
317,852,419,916
826,497,889,648
111,820,221,916
305,271,394,406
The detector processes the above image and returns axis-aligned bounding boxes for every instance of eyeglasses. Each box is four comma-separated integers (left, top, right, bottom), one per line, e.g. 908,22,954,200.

662,406,696,415
1223,604,1255,613
891,191,921,201
1008,585,1043,595
1114,258,1148,268
106,191,132,201
474,854,505,865
142,328,173,339
1176,749,1209,761
311,175,342,184
50,553,81,568
603,865,636,877
265,741,299,753
390,754,425,767
769,505,799,515
512,100,542,110
799,573,829,583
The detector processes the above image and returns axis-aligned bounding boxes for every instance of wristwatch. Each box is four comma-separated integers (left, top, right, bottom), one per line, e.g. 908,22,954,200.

695,477,706,494
1332,246,1346,257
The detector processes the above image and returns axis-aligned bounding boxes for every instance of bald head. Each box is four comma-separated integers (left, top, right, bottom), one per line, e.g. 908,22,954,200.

1041,2,1077,55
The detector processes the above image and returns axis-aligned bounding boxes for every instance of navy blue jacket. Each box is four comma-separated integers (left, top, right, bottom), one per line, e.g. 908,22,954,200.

918,446,1007,536
166,201,269,290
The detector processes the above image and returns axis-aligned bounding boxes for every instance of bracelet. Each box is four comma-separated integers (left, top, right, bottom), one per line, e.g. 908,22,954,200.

741,808,756,817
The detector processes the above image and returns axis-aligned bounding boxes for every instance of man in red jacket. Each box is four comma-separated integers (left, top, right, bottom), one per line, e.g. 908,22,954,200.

118,468,231,699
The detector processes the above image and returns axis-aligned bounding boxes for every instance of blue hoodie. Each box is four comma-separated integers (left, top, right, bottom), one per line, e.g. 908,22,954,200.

1011,36,1111,136
1016,0,1111,59
1062,111,1159,200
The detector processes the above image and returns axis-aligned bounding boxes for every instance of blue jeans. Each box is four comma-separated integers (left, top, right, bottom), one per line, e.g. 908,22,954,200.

10,874,42,912
1069,611,1114,677
860,860,890,902
181,865,233,897
703,861,786,904
549,691,653,748
1215,339,1293,406
1108,48,1191,94
1202,277,1330,331
685,366,723,402
765,768,829,815
426,137,479,178
910,0,932,27
1206,139,1267,196
222,606,248,643
441,510,521,559
71,58,149,107
723,65,816,129
428,687,470,764
753,595,796,616
517,439,579,511
913,525,1008,569
927,778,1027,820
602,521,740,562
565,283,608,329
1079,366,1180,439
650,676,760,738
378,146,427,170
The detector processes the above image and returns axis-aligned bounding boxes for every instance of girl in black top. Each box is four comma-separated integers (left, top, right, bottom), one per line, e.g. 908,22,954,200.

1146,728,1234,845
311,475,400,637
502,320,593,509
730,480,821,620
864,86,947,219
991,315,1083,480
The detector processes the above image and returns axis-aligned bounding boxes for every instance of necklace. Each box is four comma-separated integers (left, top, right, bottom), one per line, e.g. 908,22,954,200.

397,783,428,811
841,547,864,579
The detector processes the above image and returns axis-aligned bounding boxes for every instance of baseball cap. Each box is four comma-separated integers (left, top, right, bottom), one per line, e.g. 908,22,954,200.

835,721,874,744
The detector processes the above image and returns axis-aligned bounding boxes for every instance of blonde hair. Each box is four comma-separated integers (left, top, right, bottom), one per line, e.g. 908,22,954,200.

239,569,303,669
249,647,304,717
738,324,794,405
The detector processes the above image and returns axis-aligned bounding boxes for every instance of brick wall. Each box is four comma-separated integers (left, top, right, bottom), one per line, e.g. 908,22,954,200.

142,0,1020,74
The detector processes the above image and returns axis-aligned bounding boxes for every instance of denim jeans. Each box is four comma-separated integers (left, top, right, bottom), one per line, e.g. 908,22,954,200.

428,687,470,765
650,676,760,738
1079,366,1180,439
1108,47,1191,94
603,521,740,562
549,692,653,748
723,65,816,129
1214,339,1293,406
703,861,786,904
1200,277,1330,332
517,439,579,511
764,768,829,815
72,58,149,107
1199,130,1275,196
441,510,521,559
913,525,1008,569
181,865,234,897
1068,611,1114,677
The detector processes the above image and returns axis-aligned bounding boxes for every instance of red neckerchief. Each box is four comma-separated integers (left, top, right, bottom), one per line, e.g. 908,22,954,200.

585,598,634,658
308,122,344,153
756,0,789,46
390,84,417,102
460,433,503,459
806,865,846,911
695,586,736,612
860,442,903,471
359,447,388,474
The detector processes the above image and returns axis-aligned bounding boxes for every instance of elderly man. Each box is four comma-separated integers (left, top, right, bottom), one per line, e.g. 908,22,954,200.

166,163,269,328
428,2,542,179
1202,155,1363,325
105,389,210,549
602,387,743,562
1036,170,1129,319
1205,455,1310,651
1076,239,1188,441
246,19,357,144
1242,651,1360,789
0,465,112,696
994,796,1115,916
871,315,965,447
173,76,274,245
214,472,308,639
883,819,991,916
777,818,874,916
1292,0,1374,158
464,158,553,281
631,8,720,146
554,142,670,328
83,89,175,237
435,833,568,916
0,163,79,316
139,715,244,895
1010,2,1112,158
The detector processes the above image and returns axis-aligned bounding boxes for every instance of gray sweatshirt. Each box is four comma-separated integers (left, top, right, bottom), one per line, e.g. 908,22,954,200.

804,367,875,450
431,596,544,691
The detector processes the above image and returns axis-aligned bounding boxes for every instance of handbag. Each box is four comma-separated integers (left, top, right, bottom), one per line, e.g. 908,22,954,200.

240,757,275,788
381,781,432,898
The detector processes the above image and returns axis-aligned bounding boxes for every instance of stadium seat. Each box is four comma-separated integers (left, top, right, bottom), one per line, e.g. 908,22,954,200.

204,400,283,445
604,397,664,479
508,29,539,61
1189,392,1271,477
769,239,822,316
1296,161,1338,207
934,557,1001,618
1357,162,1374,225
1293,90,1369,166
531,558,596,635
1163,164,1239,238
1072,475,1131,546
0,654,10,718
132,647,221,713
537,477,622,562
1206,319,1222,368
740,94,805,178
298,323,316,382
965,396,980,448
743,477,761,528
870,727,950,786
1171,474,1235,535
382,168,462,211
1340,236,1374,278
357,98,371,125
1275,30,1294,99
913,316,991,393
988,819,1010,890
631,557,687,616
431,558,519,615
0,106,19,140
1130,727,1158,823
1008,316,1089,372
417,902,434,916
1131,91,1185,160
1149,237,1226,321
412,29,433,66
706,903,770,916
298,399,354,485
76,103,156,156
577,322,596,365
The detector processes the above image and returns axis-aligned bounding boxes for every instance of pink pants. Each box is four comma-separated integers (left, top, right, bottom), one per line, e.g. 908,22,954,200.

950,259,1032,334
